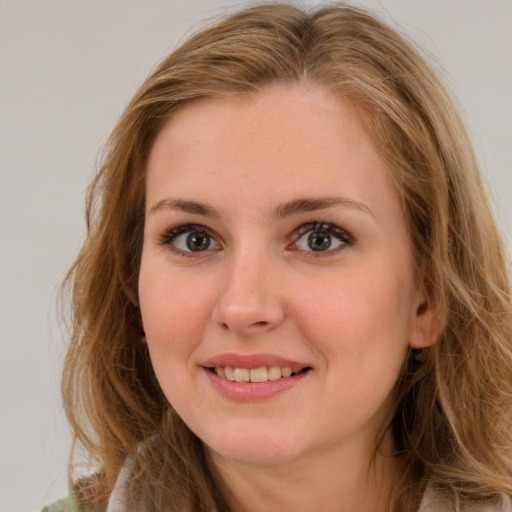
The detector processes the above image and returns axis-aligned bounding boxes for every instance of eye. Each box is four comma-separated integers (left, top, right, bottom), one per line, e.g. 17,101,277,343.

292,222,353,254
178,231,211,251
160,224,220,255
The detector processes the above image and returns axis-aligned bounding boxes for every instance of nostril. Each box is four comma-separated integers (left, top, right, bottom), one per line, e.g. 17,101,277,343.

251,321,270,328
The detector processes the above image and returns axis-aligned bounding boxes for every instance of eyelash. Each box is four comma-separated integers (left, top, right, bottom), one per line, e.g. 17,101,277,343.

158,224,218,258
158,221,354,258
291,222,354,257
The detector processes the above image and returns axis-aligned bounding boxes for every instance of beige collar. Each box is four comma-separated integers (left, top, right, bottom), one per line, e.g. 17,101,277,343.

106,466,511,512
418,484,512,512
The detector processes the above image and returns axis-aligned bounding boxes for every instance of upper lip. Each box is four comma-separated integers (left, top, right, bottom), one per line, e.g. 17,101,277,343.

201,353,310,369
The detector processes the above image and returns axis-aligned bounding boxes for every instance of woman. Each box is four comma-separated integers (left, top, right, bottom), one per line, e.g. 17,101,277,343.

45,3,512,511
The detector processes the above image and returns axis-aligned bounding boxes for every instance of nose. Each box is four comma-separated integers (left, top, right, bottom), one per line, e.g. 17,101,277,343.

211,249,285,335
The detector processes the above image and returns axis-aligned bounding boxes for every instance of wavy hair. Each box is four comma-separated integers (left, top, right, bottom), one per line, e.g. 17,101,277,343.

61,3,512,511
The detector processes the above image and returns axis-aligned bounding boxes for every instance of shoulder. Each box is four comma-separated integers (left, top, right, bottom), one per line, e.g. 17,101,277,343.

419,484,512,512
41,496,77,512
42,489,105,512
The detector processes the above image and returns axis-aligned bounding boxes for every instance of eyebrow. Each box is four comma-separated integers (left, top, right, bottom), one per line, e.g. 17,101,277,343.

149,198,220,217
272,197,374,218
148,196,373,218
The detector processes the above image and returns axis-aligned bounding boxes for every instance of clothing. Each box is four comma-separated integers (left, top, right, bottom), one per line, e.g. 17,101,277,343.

41,488,101,512
43,469,512,512
417,489,512,512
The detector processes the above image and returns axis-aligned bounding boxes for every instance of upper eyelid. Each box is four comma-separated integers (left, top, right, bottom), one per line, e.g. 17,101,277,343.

158,220,353,248
292,222,353,241
288,223,353,258
159,223,219,246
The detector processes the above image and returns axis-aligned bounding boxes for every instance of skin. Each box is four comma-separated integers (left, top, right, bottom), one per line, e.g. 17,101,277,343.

138,83,438,512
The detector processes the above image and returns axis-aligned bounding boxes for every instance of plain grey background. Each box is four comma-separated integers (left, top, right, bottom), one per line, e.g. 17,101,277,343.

1,1,510,511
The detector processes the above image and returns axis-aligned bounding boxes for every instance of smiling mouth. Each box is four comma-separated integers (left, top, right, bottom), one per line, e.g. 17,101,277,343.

211,366,310,383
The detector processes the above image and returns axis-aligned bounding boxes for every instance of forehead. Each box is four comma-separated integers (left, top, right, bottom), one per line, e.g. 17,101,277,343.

145,83,398,221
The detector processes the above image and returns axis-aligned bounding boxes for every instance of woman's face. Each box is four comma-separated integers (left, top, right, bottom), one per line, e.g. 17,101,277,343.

139,84,434,468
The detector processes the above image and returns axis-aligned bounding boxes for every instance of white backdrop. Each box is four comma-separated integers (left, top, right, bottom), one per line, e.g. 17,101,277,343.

1,1,510,510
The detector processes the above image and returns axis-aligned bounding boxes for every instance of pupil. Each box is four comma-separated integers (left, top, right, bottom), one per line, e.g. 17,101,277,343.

307,232,331,251
186,232,210,251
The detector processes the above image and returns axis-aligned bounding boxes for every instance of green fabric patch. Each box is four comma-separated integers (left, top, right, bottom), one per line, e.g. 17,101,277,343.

41,489,104,512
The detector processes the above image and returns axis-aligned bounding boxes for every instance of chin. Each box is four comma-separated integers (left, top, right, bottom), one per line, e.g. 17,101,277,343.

203,426,303,468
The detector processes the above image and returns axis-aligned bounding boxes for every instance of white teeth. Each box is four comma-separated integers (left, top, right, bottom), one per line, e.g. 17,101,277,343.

250,367,268,382
281,367,292,378
234,368,250,382
224,366,235,381
268,367,282,380
214,365,303,382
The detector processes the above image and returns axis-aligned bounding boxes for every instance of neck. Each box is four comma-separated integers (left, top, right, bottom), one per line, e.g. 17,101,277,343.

207,436,396,512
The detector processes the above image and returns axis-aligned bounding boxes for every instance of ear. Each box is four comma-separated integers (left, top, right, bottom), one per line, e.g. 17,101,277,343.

409,285,445,349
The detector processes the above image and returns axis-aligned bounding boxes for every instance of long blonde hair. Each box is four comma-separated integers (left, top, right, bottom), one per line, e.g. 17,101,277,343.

62,3,512,510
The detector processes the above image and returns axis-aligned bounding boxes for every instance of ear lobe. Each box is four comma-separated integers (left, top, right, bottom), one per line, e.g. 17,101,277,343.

409,293,445,349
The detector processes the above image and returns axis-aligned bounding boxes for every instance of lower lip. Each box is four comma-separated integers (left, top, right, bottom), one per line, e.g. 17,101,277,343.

203,368,310,402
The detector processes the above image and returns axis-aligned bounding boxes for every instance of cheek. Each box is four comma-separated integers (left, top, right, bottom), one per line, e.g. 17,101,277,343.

138,265,215,376
290,264,413,365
